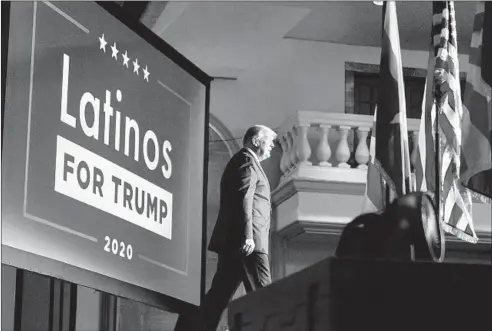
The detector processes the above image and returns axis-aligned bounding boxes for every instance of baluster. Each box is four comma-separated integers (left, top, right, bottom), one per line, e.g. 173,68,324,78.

289,128,298,168
316,125,332,166
410,130,419,169
285,133,293,171
279,137,288,174
336,126,351,168
296,125,312,165
355,126,370,169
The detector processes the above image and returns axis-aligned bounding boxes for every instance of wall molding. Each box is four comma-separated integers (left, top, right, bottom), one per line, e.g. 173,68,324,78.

276,219,491,257
272,171,366,207
277,220,346,242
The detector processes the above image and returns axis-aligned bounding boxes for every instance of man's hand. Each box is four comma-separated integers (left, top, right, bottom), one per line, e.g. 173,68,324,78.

241,239,255,256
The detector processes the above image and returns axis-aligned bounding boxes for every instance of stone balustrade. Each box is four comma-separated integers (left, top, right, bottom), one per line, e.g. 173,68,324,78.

271,110,491,282
277,110,421,180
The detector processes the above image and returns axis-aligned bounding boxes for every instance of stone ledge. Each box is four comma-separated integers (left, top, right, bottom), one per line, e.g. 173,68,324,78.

274,163,488,204
273,165,366,206
275,219,491,252
277,220,346,243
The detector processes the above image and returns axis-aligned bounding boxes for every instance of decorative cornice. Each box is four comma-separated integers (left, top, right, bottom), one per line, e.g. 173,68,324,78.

273,163,487,206
277,220,491,252
272,177,366,206
272,167,366,206
277,220,346,242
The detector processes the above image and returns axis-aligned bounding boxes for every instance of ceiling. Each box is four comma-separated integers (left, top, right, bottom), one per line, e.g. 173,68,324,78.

148,1,477,77
281,1,475,51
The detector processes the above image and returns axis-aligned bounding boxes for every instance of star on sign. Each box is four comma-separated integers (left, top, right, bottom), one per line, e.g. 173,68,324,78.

111,42,119,60
133,58,140,75
143,65,150,82
122,51,130,68
99,34,107,52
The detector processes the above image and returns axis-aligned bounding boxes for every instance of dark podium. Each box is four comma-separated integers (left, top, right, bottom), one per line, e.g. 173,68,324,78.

228,257,492,331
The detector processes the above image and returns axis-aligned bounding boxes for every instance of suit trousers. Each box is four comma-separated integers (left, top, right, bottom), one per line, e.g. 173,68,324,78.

174,252,272,331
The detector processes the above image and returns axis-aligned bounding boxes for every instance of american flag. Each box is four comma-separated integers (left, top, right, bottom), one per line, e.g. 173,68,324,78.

460,2,492,203
362,2,415,213
414,1,477,243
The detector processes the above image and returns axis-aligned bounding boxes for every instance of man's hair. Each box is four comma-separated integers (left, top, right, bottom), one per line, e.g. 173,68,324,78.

243,125,277,146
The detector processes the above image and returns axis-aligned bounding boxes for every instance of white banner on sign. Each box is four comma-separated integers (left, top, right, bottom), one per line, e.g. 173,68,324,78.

54,135,173,239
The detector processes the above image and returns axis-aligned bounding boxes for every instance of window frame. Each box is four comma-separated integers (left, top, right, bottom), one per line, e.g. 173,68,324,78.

344,61,467,118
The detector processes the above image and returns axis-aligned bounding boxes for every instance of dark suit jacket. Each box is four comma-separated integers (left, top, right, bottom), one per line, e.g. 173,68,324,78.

208,148,272,255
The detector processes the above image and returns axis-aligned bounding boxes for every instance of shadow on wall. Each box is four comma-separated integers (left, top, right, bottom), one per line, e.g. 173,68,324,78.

262,143,283,191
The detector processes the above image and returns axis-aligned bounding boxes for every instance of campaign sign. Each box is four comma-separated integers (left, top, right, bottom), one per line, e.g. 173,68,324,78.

2,1,210,306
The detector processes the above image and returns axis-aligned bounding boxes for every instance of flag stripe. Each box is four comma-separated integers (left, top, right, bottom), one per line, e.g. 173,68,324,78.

415,1,478,243
472,10,485,31
460,1,492,203
467,46,484,75
482,2,492,85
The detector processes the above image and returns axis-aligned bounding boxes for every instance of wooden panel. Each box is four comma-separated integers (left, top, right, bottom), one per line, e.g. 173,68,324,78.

75,286,102,331
19,271,52,331
1,265,17,331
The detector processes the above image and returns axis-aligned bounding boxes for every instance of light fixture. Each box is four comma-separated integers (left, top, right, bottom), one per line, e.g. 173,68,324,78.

335,192,445,263
373,1,384,6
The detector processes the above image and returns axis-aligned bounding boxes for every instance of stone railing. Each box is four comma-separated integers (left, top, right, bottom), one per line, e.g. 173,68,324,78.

277,110,421,180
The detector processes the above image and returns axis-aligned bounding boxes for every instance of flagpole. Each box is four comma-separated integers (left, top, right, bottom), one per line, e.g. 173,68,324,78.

434,71,442,224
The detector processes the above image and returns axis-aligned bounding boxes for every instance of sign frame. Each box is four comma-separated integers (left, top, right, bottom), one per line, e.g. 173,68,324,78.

1,0,212,311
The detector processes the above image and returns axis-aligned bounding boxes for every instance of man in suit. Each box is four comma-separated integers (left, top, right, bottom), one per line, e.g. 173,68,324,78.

174,125,277,331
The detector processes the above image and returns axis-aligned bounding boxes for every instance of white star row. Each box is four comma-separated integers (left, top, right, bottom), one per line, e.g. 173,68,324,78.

99,34,150,82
